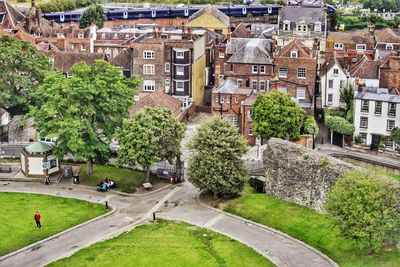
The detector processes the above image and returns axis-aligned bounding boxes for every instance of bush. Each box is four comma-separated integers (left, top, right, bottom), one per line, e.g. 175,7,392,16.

303,115,319,136
325,115,355,135
40,0,99,13
326,171,400,254
354,134,363,144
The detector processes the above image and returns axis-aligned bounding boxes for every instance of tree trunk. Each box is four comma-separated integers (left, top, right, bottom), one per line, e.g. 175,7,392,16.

145,166,150,183
86,159,94,176
213,191,218,199
175,155,182,182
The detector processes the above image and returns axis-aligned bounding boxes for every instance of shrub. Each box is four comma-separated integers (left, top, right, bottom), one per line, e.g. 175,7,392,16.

354,134,363,144
325,115,355,135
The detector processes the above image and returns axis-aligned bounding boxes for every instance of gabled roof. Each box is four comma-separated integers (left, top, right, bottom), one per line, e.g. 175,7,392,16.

375,28,400,44
277,39,312,57
232,23,250,38
130,90,182,118
350,55,380,79
213,79,253,95
111,48,132,70
0,0,25,29
227,38,272,64
40,51,105,73
379,51,400,69
325,54,346,74
188,4,230,27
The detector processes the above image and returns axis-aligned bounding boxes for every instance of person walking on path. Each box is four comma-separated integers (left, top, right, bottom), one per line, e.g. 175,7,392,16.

34,211,41,229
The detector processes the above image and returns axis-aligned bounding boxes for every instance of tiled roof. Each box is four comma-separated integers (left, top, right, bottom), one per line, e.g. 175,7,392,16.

375,28,400,44
111,48,132,70
327,31,374,45
188,4,230,27
40,51,105,73
0,0,25,29
130,90,182,118
278,39,311,57
232,23,250,38
281,6,324,24
213,79,253,95
350,56,380,79
227,38,272,64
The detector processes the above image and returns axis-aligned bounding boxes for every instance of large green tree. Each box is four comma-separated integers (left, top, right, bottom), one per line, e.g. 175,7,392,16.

326,171,400,254
29,60,138,175
252,90,306,140
188,117,248,197
0,36,50,114
115,107,186,182
361,0,399,12
79,4,105,29
391,127,400,152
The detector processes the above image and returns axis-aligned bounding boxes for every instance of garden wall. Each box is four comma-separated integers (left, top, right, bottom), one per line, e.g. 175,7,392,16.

263,138,354,212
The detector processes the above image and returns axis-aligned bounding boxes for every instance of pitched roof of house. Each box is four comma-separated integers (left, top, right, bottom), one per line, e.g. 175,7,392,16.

278,39,312,57
327,31,375,46
213,79,253,95
251,23,277,38
379,51,400,69
375,28,400,44
350,56,380,79
355,88,400,103
188,4,230,27
227,38,272,64
0,0,25,30
40,51,105,73
111,48,132,70
129,90,182,118
281,5,324,24
232,23,250,38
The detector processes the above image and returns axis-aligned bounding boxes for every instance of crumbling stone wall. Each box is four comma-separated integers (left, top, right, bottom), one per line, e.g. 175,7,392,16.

8,116,37,142
263,138,354,212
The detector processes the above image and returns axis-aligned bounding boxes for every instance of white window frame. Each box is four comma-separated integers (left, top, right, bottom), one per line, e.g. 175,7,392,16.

229,116,238,126
252,65,258,74
235,96,239,103
314,22,322,32
361,100,369,113
248,128,253,136
388,103,396,117
215,95,219,103
356,44,366,51
360,116,368,129
387,120,395,132
143,80,155,91
143,51,155,59
176,51,184,59
260,65,266,74
143,64,155,75
375,101,382,115
165,63,170,72
220,95,224,103
113,33,118,39
278,86,287,93
297,68,306,79
237,79,243,87
283,21,290,31
219,52,225,58
386,43,393,50
279,67,288,78
78,32,84,39
290,51,298,58
333,68,339,76
165,79,170,92
124,33,130,39
334,43,344,50
260,80,266,91
328,79,334,89
252,80,258,90
176,81,184,92
327,94,333,103
296,87,306,100
81,44,86,51
176,66,184,76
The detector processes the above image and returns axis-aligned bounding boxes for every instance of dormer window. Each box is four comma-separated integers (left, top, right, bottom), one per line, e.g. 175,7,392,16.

314,22,322,32
334,43,344,50
296,21,307,33
34,32,41,38
386,43,393,50
290,51,298,58
283,20,290,31
78,32,84,39
356,44,366,51
56,33,65,39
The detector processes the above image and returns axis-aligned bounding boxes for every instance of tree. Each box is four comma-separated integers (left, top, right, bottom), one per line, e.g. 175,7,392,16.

326,171,400,254
391,127,400,152
303,115,319,136
115,107,185,182
325,115,355,135
252,90,306,140
188,117,248,197
0,36,50,114
29,60,138,175
340,84,354,118
79,4,105,29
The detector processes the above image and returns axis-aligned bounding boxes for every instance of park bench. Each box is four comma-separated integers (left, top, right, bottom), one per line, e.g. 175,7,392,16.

0,164,11,173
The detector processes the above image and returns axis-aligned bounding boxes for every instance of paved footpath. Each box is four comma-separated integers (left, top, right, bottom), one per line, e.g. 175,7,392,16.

0,181,337,267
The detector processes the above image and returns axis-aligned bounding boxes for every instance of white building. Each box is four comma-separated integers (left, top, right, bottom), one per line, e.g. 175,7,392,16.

321,57,349,108
354,88,400,150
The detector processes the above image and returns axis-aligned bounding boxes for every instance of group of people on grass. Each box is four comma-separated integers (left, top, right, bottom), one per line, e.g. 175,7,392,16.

97,178,116,192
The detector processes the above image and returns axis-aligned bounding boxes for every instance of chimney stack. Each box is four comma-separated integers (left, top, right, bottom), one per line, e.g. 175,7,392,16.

214,64,221,88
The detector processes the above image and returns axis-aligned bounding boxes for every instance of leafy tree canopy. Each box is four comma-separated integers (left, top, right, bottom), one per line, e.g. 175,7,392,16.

326,171,400,254
0,36,50,114
303,115,319,136
29,60,138,174
325,115,355,135
188,117,248,197
115,107,186,182
79,4,105,29
252,90,306,140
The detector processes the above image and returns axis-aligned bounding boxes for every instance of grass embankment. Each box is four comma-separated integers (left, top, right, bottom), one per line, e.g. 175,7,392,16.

0,192,106,256
223,185,400,267
79,164,162,194
49,220,274,267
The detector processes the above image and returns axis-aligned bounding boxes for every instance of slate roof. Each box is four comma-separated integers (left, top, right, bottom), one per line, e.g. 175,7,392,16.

40,51,105,73
130,90,182,118
227,38,272,64
25,141,53,154
375,28,400,44
281,6,324,24
213,79,253,95
251,23,278,38
188,4,230,27
355,89,400,103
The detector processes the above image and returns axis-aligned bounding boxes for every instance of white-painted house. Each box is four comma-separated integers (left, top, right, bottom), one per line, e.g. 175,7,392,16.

354,88,400,150
321,57,348,108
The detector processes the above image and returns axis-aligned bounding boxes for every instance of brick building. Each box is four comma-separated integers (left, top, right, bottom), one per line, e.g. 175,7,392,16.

275,40,317,109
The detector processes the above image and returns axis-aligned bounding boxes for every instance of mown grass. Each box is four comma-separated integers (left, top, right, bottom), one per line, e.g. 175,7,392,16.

223,185,400,267
49,220,275,267
0,192,106,256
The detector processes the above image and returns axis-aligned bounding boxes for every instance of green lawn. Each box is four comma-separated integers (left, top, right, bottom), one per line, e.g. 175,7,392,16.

79,164,153,193
0,192,106,256
223,186,400,267
49,220,274,267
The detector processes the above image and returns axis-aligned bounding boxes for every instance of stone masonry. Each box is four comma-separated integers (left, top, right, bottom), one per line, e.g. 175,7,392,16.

263,138,354,212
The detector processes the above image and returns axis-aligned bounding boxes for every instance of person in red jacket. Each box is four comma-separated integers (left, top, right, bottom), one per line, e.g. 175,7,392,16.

34,211,41,229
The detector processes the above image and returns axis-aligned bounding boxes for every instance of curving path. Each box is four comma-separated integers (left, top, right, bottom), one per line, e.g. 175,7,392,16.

0,181,337,267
